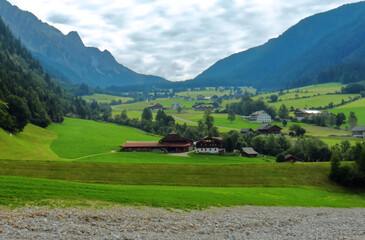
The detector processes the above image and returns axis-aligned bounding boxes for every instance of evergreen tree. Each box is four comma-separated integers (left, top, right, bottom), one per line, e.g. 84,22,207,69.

348,111,358,129
141,107,153,121
278,104,289,120
228,110,235,123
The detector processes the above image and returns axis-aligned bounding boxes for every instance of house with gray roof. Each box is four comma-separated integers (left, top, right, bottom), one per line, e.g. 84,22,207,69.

352,126,365,138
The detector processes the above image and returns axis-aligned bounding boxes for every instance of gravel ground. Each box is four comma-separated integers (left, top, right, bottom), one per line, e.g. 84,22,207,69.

0,206,364,240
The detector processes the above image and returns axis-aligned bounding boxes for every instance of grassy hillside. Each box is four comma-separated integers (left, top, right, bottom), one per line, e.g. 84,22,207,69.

330,98,365,125
0,124,60,160
47,118,160,159
82,94,133,104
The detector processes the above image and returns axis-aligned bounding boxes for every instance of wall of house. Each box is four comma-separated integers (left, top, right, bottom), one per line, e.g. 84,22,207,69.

196,148,219,154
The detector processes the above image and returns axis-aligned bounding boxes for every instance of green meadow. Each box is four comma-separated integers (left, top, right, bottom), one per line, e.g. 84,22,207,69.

330,98,365,125
82,93,134,104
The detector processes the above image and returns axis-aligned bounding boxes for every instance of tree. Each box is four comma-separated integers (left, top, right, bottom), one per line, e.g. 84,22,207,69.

289,124,306,136
121,109,128,120
330,150,341,180
348,111,358,129
141,107,153,121
335,113,346,127
228,110,235,123
5,95,31,132
269,94,278,103
282,119,287,127
177,106,182,113
278,104,289,120
203,110,214,130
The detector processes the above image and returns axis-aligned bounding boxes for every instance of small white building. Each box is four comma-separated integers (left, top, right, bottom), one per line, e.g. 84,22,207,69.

249,110,271,123
171,103,182,110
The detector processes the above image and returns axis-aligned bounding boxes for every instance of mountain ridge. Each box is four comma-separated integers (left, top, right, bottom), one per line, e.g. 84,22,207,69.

0,0,168,88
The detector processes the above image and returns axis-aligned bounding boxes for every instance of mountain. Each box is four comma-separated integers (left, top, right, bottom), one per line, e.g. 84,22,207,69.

0,0,168,88
193,2,365,89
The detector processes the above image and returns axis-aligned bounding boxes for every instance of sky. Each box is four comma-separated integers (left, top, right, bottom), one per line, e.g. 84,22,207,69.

7,0,360,81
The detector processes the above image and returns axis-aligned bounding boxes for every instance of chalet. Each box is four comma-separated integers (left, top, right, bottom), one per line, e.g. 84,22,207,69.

352,126,365,138
249,111,271,123
148,103,168,111
171,103,182,110
240,128,254,135
194,105,216,111
255,124,282,135
196,95,206,100
241,147,258,157
285,154,302,163
294,109,321,120
195,136,225,154
122,131,194,153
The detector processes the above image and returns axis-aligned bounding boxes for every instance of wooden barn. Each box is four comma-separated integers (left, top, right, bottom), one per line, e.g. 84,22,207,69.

122,131,194,153
241,147,258,157
195,136,225,154
285,154,302,163
255,124,282,135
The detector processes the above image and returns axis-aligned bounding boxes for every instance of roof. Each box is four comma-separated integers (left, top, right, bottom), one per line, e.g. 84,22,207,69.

351,126,365,132
256,124,282,131
122,141,192,148
296,109,321,114
285,154,302,161
159,131,194,143
240,128,253,133
250,110,269,116
241,147,258,155
195,136,223,144
148,103,167,109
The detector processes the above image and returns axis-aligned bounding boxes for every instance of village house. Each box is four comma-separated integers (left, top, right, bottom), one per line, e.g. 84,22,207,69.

196,95,206,100
148,103,168,111
195,136,225,154
294,109,321,120
285,154,303,163
241,147,258,157
352,126,365,138
194,105,216,111
171,103,182,110
121,131,194,153
249,110,272,123
240,128,254,135
255,124,282,135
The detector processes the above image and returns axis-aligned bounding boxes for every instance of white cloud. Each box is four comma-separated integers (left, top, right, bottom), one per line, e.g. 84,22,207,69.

7,0,360,81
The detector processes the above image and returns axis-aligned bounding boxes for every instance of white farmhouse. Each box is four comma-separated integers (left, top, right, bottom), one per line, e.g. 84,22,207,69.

249,110,271,123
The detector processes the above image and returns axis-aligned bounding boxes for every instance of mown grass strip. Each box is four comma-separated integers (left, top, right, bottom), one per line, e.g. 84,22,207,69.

0,160,333,188
0,175,364,209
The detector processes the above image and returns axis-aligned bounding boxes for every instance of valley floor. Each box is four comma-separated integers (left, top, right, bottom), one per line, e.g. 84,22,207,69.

0,206,364,240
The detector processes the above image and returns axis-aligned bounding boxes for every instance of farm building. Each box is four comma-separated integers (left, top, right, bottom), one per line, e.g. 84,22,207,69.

249,111,271,123
171,103,182,110
241,147,258,157
285,154,303,163
122,131,194,153
194,105,216,111
240,128,254,135
196,95,206,100
256,124,282,135
148,103,168,110
294,109,321,120
195,136,225,154
352,126,365,138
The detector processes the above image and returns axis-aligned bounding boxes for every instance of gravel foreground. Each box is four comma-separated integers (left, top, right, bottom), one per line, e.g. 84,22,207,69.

0,206,364,240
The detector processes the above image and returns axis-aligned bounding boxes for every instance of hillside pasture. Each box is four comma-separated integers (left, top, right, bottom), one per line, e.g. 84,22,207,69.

47,118,160,159
82,94,133,104
330,98,365,126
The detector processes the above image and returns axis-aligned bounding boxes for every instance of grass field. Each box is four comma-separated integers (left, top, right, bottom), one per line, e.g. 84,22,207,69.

1,175,364,209
330,98,365,126
0,124,60,160
82,94,134,104
47,118,160,159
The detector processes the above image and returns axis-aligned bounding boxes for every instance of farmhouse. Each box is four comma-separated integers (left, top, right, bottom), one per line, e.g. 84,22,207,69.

294,109,321,120
240,128,254,135
195,136,225,154
171,103,182,110
256,124,282,135
241,147,258,157
122,131,194,153
352,126,365,138
285,154,303,163
194,105,216,111
148,103,168,111
249,110,271,123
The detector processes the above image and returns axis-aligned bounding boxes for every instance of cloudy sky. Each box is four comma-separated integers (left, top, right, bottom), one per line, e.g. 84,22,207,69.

8,0,360,81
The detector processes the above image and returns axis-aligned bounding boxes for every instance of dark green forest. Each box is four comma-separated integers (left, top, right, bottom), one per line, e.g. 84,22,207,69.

0,17,110,132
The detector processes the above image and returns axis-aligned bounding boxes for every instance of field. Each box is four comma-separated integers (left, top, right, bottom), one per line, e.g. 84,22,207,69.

329,98,365,126
82,94,134,104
